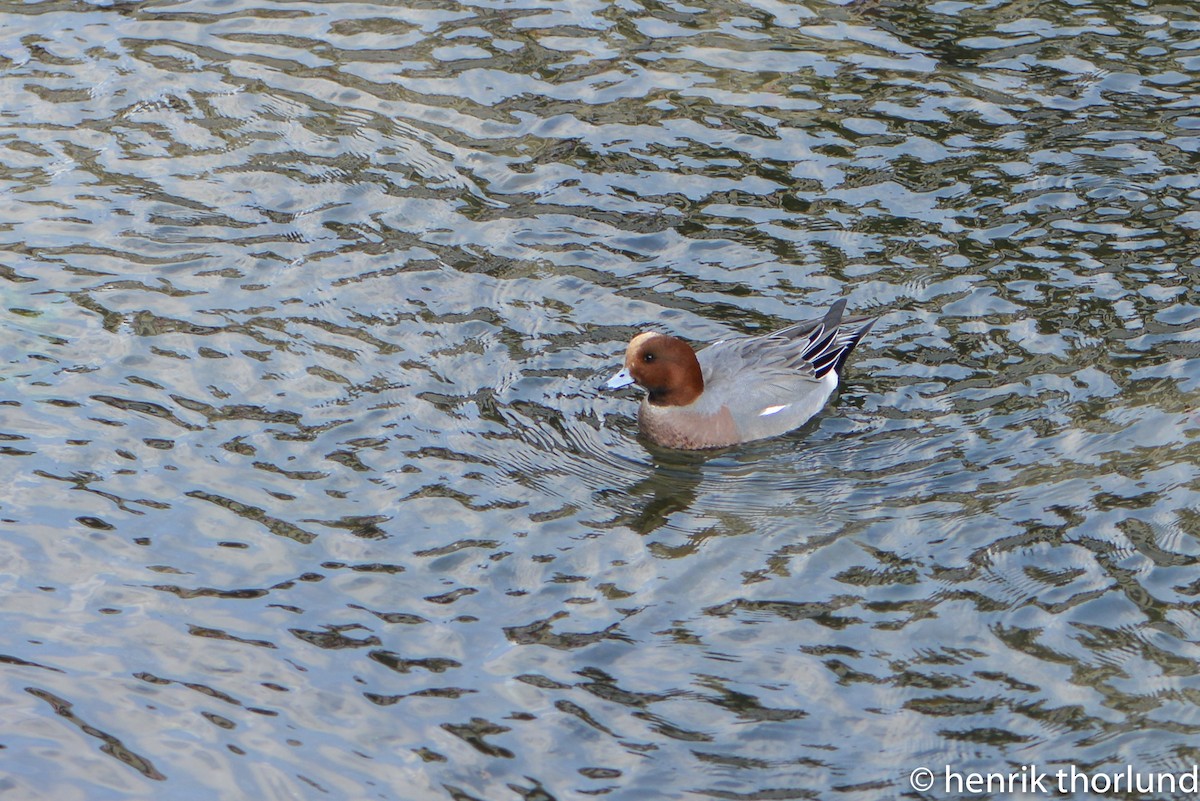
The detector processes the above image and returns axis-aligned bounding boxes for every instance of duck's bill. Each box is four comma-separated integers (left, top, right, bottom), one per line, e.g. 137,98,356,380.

604,368,634,390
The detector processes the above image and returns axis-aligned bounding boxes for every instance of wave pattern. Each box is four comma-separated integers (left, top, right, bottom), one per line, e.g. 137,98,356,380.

0,0,1198,799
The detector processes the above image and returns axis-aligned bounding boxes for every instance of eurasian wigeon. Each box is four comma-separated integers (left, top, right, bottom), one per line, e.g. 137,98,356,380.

605,299,875,449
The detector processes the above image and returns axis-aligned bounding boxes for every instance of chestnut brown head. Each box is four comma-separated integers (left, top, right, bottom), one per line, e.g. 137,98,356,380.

623,332,703,407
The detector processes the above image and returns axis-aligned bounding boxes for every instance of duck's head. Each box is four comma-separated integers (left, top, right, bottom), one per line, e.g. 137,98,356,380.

605,332,703,406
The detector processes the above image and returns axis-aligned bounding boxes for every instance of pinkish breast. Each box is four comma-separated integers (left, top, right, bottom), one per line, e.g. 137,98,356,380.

638,403,740,449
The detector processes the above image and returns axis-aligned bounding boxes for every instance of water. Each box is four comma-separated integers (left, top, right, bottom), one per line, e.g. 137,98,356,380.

1,0,1199,798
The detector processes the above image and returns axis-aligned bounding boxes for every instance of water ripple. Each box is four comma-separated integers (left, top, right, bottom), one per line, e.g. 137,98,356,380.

1,0,1199,799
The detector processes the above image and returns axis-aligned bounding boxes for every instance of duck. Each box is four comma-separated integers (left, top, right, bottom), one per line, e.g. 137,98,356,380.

605,299,875,449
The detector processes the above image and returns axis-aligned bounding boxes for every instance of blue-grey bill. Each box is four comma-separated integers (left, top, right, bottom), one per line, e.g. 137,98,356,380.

604,368,634,389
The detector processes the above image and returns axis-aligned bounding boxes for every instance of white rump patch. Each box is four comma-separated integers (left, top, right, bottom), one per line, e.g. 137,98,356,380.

758,404,789,417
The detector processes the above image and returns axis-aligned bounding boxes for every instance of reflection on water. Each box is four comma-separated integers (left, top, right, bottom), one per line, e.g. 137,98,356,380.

1,0,1199,798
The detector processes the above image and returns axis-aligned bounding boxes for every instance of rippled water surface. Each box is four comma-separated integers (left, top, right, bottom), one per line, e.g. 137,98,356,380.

2,0,1199,798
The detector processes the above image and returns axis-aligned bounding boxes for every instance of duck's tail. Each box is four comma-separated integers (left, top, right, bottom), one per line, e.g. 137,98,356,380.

807,300,876,378
831,315,876,375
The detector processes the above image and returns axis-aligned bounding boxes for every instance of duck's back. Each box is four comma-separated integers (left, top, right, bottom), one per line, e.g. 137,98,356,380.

692,302,875,444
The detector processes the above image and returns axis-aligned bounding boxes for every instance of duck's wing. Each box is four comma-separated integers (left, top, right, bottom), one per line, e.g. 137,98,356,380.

701,300,876,388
